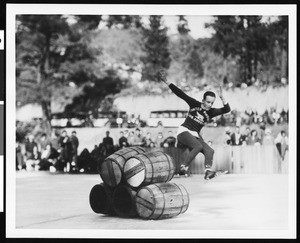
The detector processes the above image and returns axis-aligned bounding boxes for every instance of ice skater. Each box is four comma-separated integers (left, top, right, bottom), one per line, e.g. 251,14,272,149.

158,70,231,180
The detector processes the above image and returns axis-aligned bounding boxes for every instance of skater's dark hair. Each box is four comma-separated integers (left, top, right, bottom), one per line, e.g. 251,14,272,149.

203,91,216,100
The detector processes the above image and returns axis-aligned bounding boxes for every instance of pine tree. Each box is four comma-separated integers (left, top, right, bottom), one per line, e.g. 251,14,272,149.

141,15,171,81
177,15,190,35
16,15,101,130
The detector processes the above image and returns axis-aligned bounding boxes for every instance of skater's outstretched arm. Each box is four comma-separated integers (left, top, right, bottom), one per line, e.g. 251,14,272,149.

157,70,197,106
211,85,231,117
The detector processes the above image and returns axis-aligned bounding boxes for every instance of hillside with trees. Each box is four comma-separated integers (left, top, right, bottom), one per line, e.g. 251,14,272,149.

16,15,289,132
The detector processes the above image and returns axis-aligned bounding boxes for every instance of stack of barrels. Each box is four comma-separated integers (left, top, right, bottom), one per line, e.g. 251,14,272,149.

89,146,190,220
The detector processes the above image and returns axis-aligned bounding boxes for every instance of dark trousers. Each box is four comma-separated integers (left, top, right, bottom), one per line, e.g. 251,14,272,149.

177,131,214,168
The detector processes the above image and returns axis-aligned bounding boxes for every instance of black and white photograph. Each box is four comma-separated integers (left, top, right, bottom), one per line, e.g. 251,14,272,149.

5,3,297,239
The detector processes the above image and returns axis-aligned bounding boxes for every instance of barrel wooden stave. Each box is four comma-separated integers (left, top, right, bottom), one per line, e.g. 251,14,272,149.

89,183,115,215
135,182,189,220
124,151,175,188
100,147,145,187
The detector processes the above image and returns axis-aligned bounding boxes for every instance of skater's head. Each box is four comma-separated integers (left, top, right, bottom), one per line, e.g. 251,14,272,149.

202,91,216,110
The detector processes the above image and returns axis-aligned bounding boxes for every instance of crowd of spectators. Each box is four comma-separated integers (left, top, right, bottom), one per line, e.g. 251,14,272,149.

215,107,288,127
16,130,80,173
16,124,289,174
223,125,289,160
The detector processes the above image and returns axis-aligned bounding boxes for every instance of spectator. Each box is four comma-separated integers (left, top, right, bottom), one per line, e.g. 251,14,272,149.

39,144,60,171
16,141,24,170
149,141,156,148
275,130,289,160
91,144,103,170
77,148,92,173
162,131,176,147
50,130,60,151
119,131,129,149
39,133,51,154
70,131,79,170
230,126,244,146
24,134,39,171
142,132,154,147
243,126,251,145
58,130,73,172
223,127,232,145
262,128,275,145
131,128,144,146
258,122,266,142
155,132,165,148
235,115,242,127
272,109,280,124
248,129,261,145
127,130,135,146
102,131,115,156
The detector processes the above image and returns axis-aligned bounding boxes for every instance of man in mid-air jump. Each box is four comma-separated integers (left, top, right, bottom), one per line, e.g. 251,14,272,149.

158,70,231,180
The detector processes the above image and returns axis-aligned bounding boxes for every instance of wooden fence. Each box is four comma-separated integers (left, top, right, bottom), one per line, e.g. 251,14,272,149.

146,145,288,174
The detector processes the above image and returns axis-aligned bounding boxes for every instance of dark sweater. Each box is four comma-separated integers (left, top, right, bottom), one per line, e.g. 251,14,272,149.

169,83,231,133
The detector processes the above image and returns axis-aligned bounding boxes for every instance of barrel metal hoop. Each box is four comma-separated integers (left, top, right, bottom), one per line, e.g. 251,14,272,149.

165,153,173,181
154,183,166,220
173,183,184,216
146,187,156,219
107,159,117,187
149,153,155,184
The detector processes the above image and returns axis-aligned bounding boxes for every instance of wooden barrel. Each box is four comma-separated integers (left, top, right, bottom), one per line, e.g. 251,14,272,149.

135,182,189,220
113,185,137,218
99,146,145,187
89,183,115,215
123,151,175,188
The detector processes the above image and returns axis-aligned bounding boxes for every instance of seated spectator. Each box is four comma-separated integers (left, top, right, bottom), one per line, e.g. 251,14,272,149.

248,129,261,145
77,148,92,173
39,144,60,171
162,131,176,148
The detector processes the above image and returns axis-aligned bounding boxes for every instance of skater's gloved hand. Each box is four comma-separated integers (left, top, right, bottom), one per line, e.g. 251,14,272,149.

218,85,227,105
157,69,170,85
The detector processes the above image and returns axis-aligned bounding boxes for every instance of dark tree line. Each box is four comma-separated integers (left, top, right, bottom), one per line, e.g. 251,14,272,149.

206,16,288,86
